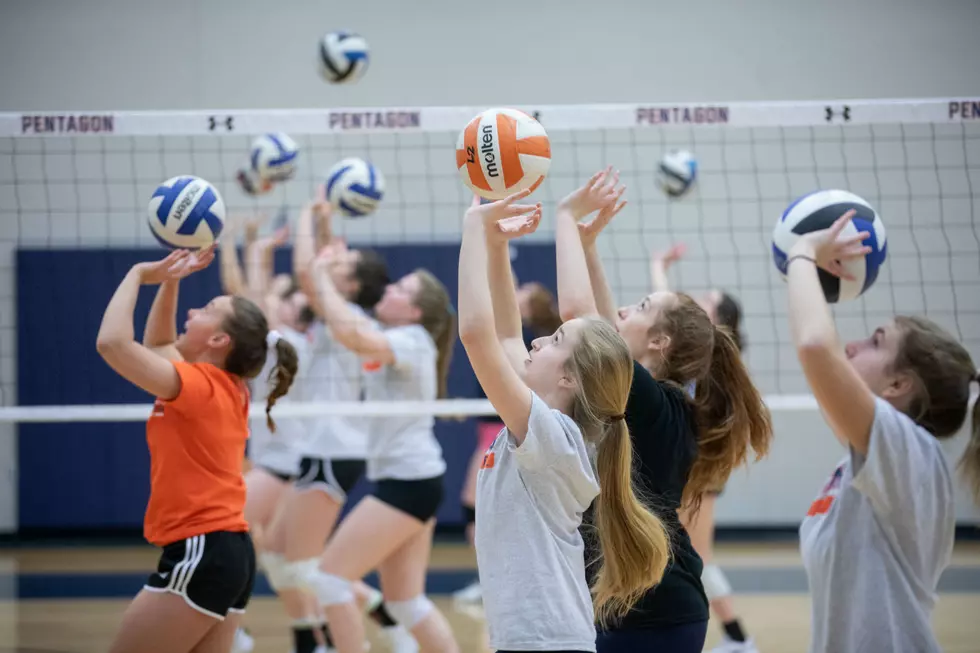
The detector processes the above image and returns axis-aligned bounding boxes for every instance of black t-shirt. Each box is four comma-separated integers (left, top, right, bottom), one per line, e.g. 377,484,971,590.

584,360,709,629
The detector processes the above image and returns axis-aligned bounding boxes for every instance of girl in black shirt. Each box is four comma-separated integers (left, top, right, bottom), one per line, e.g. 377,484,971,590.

556,168,773,653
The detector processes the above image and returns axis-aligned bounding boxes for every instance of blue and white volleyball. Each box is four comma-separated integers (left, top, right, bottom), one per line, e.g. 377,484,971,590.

657,149,697,197
318,31,369,84
772,189,887,303
325,158,385,217
236,166,274,197
147,176,226,249
250,133,299,183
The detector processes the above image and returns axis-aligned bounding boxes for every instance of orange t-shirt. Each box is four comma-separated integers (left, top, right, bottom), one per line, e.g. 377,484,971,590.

143,361,250,546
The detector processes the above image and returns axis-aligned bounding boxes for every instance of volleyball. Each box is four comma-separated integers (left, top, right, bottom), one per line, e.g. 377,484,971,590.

249,133,299,183
147,176,226,249
455,108,551,201
325,158,385,217
318,31,369,83
772,189,887,303
656,149,698,197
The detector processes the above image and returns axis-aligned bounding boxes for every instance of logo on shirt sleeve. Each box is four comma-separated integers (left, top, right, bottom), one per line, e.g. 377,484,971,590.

480,451,496,470
806,465,844,517
362,360,383,372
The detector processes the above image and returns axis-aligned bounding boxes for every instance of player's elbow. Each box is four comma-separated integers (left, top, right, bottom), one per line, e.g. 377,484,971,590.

96,336,127,360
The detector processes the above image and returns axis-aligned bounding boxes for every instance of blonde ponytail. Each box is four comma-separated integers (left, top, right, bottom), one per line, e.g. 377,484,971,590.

592,419,671,626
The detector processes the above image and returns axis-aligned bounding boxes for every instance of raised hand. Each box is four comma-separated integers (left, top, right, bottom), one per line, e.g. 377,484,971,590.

558,166,624,220
466,189,543,234
578,174,627,247
654,242,687,269
790,210,872,280
138,244,216,284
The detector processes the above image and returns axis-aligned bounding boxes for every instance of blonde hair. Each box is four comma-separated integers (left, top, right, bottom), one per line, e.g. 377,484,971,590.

412,269,456,399
567,317,671,626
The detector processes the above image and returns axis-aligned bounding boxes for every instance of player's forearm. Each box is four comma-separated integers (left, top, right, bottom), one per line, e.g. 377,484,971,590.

458,214,497,348
584,245,617,324
142,279,179,347
556,207,598,321
487,241,522,341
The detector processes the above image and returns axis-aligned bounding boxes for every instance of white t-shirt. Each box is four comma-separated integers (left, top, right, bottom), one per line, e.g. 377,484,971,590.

799,398,955,653
362,324,446,481
299,308,372,460
247,326,313,475
475,392,600,652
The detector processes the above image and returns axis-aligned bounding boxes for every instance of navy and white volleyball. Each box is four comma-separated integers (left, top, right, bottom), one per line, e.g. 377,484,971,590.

325,158,385,217
147,176,226,249
657,149,697,197
250,133,299,183
318,31,369,83
772,189,887,303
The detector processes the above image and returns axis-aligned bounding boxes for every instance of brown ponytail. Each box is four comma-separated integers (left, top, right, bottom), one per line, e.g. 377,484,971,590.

958,373,980,505
685,324,772,506
264,337,299,433
652,294,773,509
567,318,671,626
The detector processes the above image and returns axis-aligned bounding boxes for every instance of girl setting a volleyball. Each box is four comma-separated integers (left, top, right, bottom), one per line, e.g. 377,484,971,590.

459,188,669,653
300,241,459,653
557,168,773,653
96,246,298,653
784,209,980,653
649,242,756,653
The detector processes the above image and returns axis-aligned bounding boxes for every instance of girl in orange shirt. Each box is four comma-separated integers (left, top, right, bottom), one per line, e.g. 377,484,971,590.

96,247,298,653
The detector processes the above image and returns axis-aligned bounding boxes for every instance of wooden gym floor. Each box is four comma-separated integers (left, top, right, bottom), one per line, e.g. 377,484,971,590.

2,540,979,652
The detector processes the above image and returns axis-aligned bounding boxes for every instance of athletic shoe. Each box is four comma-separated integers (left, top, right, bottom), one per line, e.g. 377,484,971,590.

708,637,760,653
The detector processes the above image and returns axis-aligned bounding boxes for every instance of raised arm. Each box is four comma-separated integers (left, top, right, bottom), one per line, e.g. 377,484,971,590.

458,191,542,441
142,280,182,362
311,245,393,363
97,248,214,399
556,169,625,322
295,188,333,318
787,211,876,454
478,198,532,371
649,242,686,293
218,223,247,297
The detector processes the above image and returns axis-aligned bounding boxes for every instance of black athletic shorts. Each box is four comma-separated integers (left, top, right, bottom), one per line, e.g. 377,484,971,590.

260,466,294,483
145,531,256,619
373,475,444,522
294,457,366,501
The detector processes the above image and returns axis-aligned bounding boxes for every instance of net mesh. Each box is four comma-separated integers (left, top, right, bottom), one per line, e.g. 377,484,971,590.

1,99,979,419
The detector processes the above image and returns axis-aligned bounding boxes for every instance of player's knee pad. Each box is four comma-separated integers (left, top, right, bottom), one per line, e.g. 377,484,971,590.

281,558,325,591
307,569,355,607
702,563,733,601
385,595,434,630
258,552,289,591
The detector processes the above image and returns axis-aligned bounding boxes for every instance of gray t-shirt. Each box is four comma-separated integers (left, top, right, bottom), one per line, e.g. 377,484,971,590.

475,392,600,652
362,324,446,481
799,398,955,653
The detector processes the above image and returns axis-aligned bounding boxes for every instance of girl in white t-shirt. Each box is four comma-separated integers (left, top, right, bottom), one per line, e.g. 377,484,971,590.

301,238,459,653
458,190,670,653
217,216,316,652
784,210,979,653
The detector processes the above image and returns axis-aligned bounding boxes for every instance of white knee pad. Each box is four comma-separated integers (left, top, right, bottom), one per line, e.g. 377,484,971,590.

385,595,434,630
702,563,733,601
258,552,290,591
279,558,322,591
307,569,355,607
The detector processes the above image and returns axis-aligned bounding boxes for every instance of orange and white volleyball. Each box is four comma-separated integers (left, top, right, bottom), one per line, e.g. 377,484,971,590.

455,108,551,200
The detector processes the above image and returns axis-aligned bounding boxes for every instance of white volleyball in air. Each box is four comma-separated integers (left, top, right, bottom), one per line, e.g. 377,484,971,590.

325,158,385,217
656,149,698,197
250,132,299,183
318,31,369,83
148,176,226,249
455,108,552,200
772,189,887,303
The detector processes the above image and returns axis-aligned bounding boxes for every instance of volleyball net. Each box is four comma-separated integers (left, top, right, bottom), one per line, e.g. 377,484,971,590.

0,97,978,423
